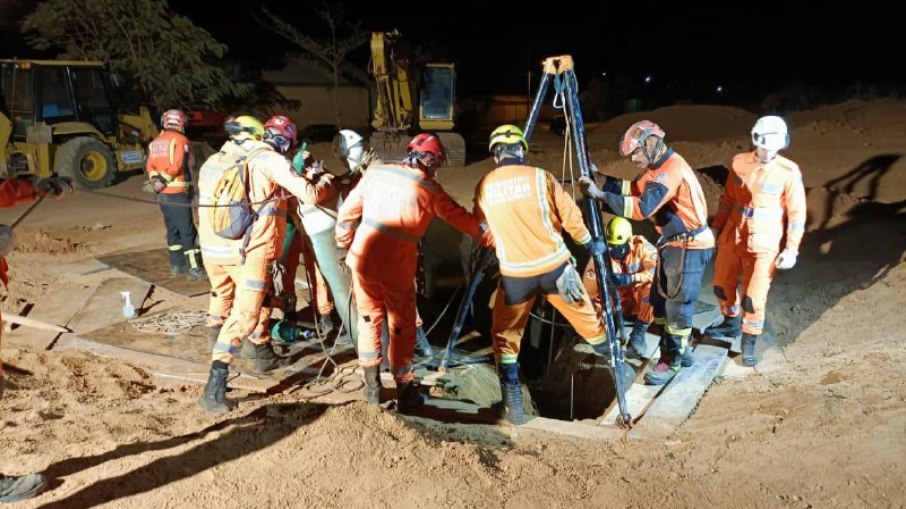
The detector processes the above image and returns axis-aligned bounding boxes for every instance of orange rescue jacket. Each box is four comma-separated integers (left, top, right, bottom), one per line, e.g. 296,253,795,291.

712,152,806,254
474,162,592,278
602,152,714,249
336,162,481,279
146,130,193,194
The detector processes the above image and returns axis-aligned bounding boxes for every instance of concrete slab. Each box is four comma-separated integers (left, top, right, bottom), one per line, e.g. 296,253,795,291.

96,248,210,297
56,258,111,276
68,276,153,336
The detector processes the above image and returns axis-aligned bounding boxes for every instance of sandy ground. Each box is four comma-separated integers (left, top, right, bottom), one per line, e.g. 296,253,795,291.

0,100,904,508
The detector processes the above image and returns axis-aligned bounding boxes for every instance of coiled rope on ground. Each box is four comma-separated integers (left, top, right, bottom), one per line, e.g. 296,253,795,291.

129,309,208,335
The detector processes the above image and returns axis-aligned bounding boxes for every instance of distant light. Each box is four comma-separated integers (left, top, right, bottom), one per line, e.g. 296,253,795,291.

716,85,724,93
644,75,652,84
601,72,607,77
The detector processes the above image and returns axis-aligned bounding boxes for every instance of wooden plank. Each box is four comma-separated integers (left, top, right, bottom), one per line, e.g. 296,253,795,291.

523,417,621,441
600,382,662,427
68,276,152,335
628,343,728,438
96,248,210,297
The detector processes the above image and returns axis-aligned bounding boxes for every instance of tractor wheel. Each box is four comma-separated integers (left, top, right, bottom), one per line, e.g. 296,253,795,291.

55,137,116,189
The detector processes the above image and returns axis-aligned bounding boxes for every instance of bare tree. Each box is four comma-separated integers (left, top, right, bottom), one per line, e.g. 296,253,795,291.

258,2,368,127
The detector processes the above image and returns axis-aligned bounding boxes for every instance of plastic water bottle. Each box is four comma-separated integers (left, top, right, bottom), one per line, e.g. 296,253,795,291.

120,291,137,319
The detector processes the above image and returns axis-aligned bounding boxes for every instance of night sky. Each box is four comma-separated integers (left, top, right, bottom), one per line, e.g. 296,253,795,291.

173,1,906,100
4,1,905,103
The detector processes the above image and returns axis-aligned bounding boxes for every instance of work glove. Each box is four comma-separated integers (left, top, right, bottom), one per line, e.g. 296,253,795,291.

775,249,797,270
337,247,351,275
0,225,14,258
586,239,606,257
141,176,167,194
555,263,586,304
33,176,74,197
610,272,633,287
577,175,605,200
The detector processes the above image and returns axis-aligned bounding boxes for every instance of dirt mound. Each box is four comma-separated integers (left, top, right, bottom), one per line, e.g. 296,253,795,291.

589,104,757,147
13,229,86,255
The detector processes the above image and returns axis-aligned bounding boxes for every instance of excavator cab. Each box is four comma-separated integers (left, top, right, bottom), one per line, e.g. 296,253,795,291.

0,59,157,188
368,31,466,167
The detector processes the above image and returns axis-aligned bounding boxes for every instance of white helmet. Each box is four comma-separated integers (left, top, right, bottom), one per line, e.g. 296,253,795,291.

751,115,789,151
336,129,365,168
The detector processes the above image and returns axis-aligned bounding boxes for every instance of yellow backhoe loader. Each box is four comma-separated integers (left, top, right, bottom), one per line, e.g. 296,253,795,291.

369,31,466,166
0,59,158,189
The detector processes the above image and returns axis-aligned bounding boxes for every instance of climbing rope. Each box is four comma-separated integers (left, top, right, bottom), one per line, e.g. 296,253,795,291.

129,309,207,335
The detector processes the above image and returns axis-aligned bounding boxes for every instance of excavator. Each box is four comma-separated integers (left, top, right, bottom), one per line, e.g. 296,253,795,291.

368,30,466,167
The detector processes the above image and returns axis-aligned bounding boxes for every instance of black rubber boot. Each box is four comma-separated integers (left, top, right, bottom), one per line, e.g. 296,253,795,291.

169,263,186,276
626,321,650,359
316,314,335,337
645,349,682,386
187,266,208,280
498,363,528,425
415,326,433,358
396,381,424,413
0,473,48,502
207,325,222,350
363,365,381,404
253,342,289,374
198,364,232,414
741,333,758,366
592,340,612,359
704,314,742,338
240,338,256,359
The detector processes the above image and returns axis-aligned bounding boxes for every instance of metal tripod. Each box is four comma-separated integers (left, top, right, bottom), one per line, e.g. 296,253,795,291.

524,55,634,427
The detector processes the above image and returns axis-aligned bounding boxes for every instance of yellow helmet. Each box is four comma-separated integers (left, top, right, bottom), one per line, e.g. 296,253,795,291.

225,115,265,141
488,124,529,152
605,217,632,245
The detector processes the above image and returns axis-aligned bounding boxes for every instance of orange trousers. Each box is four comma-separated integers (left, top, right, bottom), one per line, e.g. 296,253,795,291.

352,269,417,383
712,243,777,335
617,282,654,324
492,264,607,365
208,258,274,364
582,261,654,325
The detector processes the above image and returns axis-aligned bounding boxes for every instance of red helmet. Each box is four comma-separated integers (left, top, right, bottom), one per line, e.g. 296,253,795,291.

263,115,298,154
406,133,445,169
160,109,187,132
619,120,665,157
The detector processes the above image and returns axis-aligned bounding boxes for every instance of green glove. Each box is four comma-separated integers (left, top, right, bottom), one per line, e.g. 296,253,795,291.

291,142,308,175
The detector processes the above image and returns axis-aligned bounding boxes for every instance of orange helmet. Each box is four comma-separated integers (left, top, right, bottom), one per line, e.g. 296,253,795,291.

407,133,445,169
619,120,665,157
160,109,187,133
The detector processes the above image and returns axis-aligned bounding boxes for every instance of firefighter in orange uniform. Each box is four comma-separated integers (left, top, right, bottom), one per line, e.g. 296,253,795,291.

335,133,482,412
476,125,627,425
145,109,206,279
583,217,657,359
198,115,333,414
580,120,715,386
704,116,806,366
0,175,71,502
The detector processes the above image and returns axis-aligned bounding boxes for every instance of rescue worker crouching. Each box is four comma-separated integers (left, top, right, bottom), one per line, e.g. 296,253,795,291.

335,133,483,413
475,124,631,425
579,121,714,386
145,109,206,280
704,115,806,366
198,114,332,414
583,217,657,359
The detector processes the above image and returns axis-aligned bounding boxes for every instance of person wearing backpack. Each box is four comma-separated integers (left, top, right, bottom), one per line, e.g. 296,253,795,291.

198,114,332,414
335,133,483,412
145,109,207,280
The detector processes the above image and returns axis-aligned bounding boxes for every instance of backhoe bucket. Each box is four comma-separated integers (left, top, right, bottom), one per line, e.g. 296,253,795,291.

370,131,466,167
370,131,409,164
437,132,466,167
